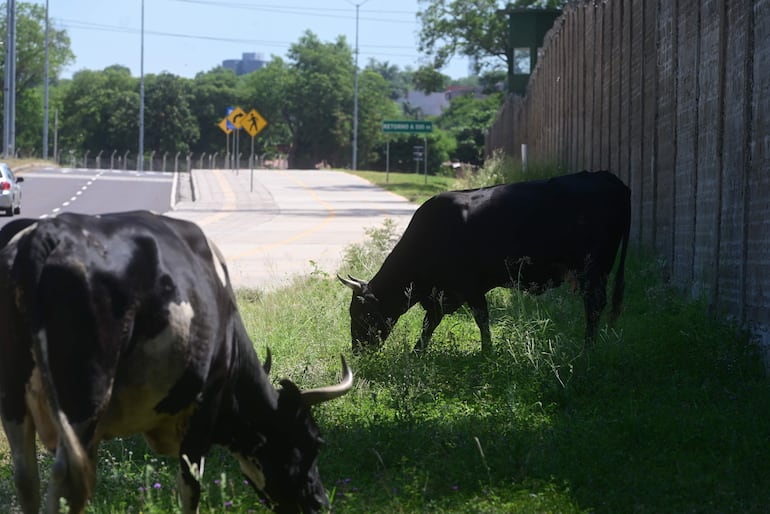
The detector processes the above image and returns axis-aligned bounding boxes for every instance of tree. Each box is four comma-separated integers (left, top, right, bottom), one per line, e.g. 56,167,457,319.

412,65,449,94
189,66,239,155
284,31,355,168
417,0,564,76
354,69,401,169
437,91,503,165
143,73,199,155
237,58,293,158
58,66,138,155
365,59,412,100
0,1,74,152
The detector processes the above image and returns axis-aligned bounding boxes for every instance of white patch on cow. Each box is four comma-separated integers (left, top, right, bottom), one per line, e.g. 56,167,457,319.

7,222,38,246
206,238,228,287
167,301,195,345
235,453,267,490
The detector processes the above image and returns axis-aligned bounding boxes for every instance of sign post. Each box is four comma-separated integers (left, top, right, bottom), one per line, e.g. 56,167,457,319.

220,107,269,191
241,109,268,192
381,120,434,183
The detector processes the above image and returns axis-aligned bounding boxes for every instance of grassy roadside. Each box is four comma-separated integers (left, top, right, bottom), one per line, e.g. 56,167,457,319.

0,162,768,512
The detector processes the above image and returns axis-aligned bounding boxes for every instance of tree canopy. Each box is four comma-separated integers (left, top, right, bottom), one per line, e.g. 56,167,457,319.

417,0,564,75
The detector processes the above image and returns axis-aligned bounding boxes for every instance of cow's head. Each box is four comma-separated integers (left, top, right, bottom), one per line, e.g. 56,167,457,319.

337,274,392,352
234,356,353,514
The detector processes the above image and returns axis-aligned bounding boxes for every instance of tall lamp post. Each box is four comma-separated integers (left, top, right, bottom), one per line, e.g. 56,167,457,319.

349,0,370,171
3,0,15,158
42,0,49,160
138,0,145,171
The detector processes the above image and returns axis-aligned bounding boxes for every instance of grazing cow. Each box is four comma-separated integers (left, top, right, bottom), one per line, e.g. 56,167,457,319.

339,170,630,353
0,211,353,514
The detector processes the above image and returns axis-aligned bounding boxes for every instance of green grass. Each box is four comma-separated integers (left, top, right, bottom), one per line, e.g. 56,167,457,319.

1,162,769,512
348,170,459,204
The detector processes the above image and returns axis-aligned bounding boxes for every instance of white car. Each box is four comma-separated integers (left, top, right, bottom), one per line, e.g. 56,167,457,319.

0,162,23,216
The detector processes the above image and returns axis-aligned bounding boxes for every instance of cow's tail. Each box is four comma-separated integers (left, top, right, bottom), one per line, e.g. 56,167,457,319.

609,198,631,324
16,223,95,507
37,330,95,508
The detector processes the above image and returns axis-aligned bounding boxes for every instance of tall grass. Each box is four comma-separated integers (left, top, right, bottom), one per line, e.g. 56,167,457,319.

1,161,768,512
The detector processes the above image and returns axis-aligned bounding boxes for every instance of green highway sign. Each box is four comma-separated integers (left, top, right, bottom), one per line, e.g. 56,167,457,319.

382,120,433,133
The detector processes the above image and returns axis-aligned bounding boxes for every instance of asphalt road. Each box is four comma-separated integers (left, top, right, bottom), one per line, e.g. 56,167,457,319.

0,167,174,226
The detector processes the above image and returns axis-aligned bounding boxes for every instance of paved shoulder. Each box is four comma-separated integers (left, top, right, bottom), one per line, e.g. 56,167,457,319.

168,168,416,290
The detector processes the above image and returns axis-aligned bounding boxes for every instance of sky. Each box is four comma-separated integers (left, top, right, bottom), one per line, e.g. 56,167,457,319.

44,0,473,81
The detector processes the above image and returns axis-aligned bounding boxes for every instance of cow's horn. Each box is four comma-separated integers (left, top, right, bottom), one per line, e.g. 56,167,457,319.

301,356,354,407
337,273,364,292
263,347,272,375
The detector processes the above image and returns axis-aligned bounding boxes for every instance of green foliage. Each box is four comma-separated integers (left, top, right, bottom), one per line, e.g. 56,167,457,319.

437,92,504,165
237,59,293,157
1,207,769,512
190,67,240,155
284,31,355,168
355,70,402,169
412,65,450,93
365,59,414,100
59,66,139,152
143,73,199,154
417,0,566,75
0,1,74,152
350,170,457,204
461,149,566,188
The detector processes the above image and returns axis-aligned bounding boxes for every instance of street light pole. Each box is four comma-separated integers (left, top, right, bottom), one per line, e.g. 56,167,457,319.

3,0,16,158
138,0,145,171
42,0,49,160
350,0,370,171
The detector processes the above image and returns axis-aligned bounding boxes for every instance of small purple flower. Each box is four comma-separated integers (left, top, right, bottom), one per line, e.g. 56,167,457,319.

137,486,146,493
214,479,221,486
452,485,459,491
225,500,233,508
153,482,161,490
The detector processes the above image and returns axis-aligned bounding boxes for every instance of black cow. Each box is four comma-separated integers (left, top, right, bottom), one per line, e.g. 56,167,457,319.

0,211,353,514
339,170,630,353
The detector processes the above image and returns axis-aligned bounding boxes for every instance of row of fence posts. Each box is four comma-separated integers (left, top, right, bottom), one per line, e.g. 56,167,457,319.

46,150,285,172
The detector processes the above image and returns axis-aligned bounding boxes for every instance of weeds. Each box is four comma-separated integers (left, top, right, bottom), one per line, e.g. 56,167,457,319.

0,163,768,512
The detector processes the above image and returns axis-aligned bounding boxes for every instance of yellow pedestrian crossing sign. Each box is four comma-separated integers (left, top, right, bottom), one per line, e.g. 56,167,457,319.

242,109,268,137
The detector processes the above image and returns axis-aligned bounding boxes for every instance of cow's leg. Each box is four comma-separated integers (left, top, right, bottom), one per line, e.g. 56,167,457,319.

177,424,214,514
177,463,202,514
416,291,465,352
582,275,608,344
2,414,41,513
416,308,444,352
467,295,492,352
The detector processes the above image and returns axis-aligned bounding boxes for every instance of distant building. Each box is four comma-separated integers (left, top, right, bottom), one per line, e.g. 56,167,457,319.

398,85,488,117
222,52,268,76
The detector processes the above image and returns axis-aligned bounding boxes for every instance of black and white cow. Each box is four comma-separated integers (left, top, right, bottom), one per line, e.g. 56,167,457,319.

339,170,631,352
0,211,352,514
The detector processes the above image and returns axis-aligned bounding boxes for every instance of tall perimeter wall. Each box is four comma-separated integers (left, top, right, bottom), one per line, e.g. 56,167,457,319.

486,0,770,336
